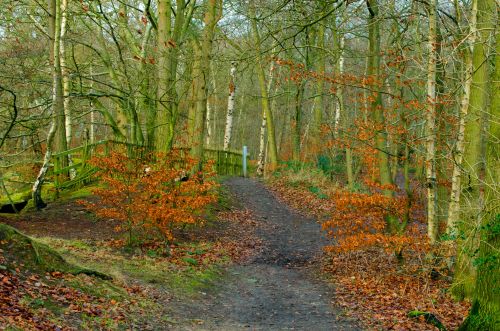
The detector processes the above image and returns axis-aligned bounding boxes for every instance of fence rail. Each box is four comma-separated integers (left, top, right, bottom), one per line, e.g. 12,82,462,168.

50,140,247,191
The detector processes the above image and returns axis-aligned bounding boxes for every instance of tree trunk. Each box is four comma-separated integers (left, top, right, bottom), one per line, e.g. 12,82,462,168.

292,81,304,162
311,15,325,149
155,0,195,151
447,0,478,237
60,0,75,180
257,54,277,176
89,64,96,145
459,5,499,328
156,0,176,151
190,0,221,168
425,0,438,244
32,0,65,209
205,61,217,147
48,0,68,171
223,62,236,151
256,108,267,176
453,0,495,301
367,0,397,231
346,147,354,190
250,2,278,171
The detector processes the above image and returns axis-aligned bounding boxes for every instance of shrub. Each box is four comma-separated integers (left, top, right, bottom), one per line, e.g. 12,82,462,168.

80,150,218,248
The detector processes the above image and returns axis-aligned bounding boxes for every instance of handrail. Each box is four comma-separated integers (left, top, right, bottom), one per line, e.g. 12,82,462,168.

50,140,248,191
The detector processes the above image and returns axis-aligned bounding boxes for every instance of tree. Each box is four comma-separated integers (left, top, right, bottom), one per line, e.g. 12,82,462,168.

456,1,499,328
424,0,438,244
190,0,223,167
156,0,196,152
249,1,279,171
32,0,67,209
223,62,237,151
366,0,396,232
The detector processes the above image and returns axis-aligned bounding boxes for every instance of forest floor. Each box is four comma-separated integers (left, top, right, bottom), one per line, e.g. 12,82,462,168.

1,177,361,330
166,177,360,330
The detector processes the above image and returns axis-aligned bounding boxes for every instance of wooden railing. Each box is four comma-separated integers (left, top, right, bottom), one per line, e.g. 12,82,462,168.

50,140,247,191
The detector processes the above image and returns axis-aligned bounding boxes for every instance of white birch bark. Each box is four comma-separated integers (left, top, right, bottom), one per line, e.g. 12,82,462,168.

32,121,56,209
60,0,76,179
333,36,344,136
206,61,216,147
425,0,438,243
256,110,267,176
223,62,236,151
206,101,212,146
89,64,96,144
447,0,478,236
60,0,70,144
32,0,63,208
256,57,276,176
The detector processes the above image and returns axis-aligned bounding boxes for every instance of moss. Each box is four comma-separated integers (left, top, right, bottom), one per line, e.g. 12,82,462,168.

65,277,127,301
0,189,31,206
58,184,102,201
0,223,110,279
166,265,223,295
459,300,500,331
20,296,64,315
41,236,227,296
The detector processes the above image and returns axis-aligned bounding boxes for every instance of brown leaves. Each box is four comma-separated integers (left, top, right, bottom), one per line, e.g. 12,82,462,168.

324,250,469,330
0,265,133,330
268,172,468,330
80,150,218,245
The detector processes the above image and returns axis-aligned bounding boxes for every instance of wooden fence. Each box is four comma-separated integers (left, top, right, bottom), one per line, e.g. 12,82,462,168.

50,140,247,191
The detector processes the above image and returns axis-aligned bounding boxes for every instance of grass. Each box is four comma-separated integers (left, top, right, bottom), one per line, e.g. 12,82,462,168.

64,276,128,301
39,237,229,296
58,184,99,201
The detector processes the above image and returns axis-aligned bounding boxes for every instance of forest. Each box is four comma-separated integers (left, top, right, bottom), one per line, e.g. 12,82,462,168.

0,0,498,330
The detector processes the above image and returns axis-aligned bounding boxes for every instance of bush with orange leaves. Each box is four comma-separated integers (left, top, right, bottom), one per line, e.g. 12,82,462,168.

80,150,218,247
322,182,428,256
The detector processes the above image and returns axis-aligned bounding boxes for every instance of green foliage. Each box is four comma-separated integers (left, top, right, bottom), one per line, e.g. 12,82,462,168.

316,154,344,177
308,186,328,199
182,257,198,266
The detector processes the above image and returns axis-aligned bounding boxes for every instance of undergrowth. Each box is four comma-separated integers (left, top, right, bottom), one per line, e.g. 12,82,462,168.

267,169,470,330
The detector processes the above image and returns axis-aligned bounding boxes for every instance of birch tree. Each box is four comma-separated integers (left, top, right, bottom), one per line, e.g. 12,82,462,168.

447,0,478,236
425,0,438,244
223,62,237,151
32,0,66,209
256,54,277,176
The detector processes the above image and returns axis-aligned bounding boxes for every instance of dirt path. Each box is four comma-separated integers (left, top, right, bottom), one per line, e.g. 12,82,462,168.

170,178,360,330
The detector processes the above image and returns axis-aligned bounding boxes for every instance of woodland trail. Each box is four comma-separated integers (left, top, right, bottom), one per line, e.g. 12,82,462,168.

169,178,360,331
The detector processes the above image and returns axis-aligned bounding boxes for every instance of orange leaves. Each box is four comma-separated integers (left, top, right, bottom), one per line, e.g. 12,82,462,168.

321,188,421,254
80,151,218,245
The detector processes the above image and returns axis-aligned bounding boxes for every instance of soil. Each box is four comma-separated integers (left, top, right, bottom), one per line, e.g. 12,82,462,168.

168,177,361,330
0,178,362,330
0,198,120,240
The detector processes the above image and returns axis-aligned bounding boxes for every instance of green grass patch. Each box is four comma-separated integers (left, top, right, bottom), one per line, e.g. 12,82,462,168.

41,237,228,297
20,295,64,315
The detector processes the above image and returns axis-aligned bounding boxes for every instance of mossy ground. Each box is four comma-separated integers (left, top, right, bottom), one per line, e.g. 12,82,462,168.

40,236,229,295
0,182,239,329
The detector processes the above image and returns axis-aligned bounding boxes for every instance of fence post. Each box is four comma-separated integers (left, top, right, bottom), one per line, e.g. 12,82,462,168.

242,146,248,177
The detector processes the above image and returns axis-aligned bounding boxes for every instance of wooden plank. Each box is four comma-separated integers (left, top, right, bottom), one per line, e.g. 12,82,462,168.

53,162,85,175
52,139,108,157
